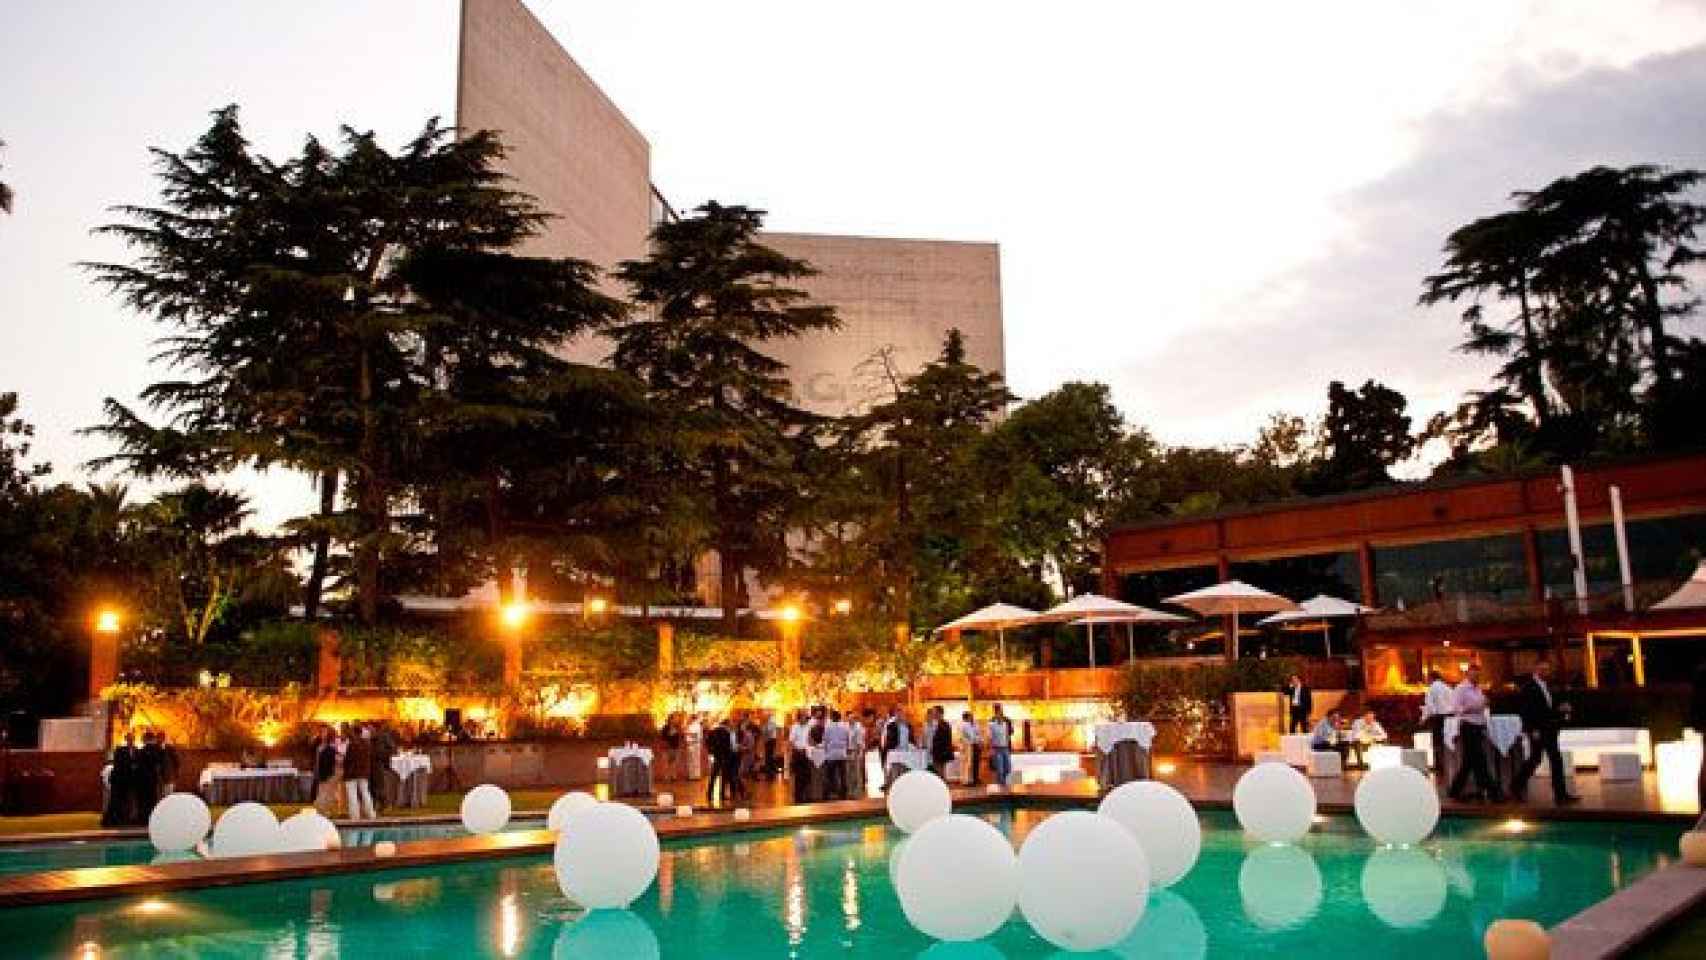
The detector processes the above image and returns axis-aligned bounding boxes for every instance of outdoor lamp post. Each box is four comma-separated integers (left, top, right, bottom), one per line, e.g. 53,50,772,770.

499,601,530,688
583,593,609,624
89,606,123,702
778,603,804,674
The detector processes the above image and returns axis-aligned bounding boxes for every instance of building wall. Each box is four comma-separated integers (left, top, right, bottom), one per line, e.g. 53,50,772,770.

456,0,652,274
760,232,1005,416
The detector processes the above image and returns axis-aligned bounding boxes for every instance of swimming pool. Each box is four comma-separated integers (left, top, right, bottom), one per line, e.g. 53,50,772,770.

0,818,548,877
1,809,1682,958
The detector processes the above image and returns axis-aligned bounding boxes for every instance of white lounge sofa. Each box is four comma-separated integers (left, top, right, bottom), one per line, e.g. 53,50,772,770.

1557,728,1652,769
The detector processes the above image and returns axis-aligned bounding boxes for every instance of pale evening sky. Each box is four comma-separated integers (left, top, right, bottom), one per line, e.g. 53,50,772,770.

3,1,1706,530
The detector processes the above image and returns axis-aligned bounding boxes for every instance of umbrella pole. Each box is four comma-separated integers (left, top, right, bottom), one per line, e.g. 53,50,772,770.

1230,608,1239,660
1127,622,1135,662
1087,622,1095,668
998,628,1006,667
1322,622,1332,659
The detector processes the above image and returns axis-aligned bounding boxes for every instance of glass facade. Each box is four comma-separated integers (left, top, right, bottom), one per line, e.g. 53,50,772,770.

1537,511,1706,603
1372,534,1529,614
1230,551,1362,604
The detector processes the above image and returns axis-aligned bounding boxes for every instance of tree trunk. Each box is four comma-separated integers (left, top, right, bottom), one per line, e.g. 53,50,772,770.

1515,278,1553,425
718,545,741,636
1636,263,1671,388
355,345,383,626
303,469,339,620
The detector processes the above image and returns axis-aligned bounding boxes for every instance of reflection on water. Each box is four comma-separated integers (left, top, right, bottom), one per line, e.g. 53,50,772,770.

551,910,658,960
1238,843,1322,930
1361,847,1447,929
1112,890,1206,960
919,940,1006,960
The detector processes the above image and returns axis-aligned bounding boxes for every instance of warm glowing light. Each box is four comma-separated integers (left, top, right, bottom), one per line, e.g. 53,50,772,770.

499,602,530,630
1500,818,1529,834
94,608,121,634
133,898,171,916
1156,761,1177,776
832,598,852,615
779,605,802,623
498,893,520,957
78,942,101,960
586,595,609,615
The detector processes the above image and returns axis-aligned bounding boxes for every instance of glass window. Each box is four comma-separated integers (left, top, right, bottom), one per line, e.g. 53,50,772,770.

1537,511,1706,603
1372,534,1528,614
1230,551,1362,603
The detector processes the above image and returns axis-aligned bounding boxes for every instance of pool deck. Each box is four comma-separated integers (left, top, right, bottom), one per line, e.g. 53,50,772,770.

2,762,1702,956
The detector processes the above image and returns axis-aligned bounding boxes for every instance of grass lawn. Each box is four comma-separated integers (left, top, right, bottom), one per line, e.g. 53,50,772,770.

0,788,569,838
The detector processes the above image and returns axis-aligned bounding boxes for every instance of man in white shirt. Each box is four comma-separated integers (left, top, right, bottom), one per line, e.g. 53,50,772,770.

1447,665,1505,803
788,709,812,803
986,704,1013,787
958,711,982,785
1348,710,1388,770
822,709,851,800
1422,671,1454,776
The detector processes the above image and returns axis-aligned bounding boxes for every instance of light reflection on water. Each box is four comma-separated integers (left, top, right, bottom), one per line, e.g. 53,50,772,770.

3,809,1683,959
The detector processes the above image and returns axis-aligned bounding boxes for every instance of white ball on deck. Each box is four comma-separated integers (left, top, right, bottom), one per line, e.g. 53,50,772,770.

461,783,512,835
1018,810,1150,951
148,792,211,853
1232,763,1316,843
1097,781,1201,886
548,791,599,833
1354,765,1440,846
554,801,660,909
894,814,1019,942
1361,847,1447,929
886,770,951,834
209,801,282,858
278,809,340,854
1238,843,1322,930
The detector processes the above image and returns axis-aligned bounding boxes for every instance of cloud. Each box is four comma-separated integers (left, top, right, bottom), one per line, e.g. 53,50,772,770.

1109,42,1706,449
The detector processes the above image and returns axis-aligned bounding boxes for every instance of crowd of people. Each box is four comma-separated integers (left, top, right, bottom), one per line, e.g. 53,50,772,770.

308,722,401,819
659,702,1020,807
100,728,180,827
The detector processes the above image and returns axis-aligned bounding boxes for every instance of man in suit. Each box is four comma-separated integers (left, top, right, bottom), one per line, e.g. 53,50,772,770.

1285,675,1313,733
706,716,738,806
1512,659,1579,803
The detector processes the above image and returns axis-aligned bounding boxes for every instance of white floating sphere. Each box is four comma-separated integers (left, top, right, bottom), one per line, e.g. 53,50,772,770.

278,810,340,854
1484,919,1551,960
895,814,1019,942
1232,764,1316,843
887,770,952,834
461,783,512,835
1018,810,1150,952
889,837,912,892
553,910,661,960
548,791,599,833
1112,891,1208,960
148,792,211,853
1097,781,1202,886
554,802,660,909
1354,765,1440,846
210,802,282,858
1238,843,1322,930
1361,847,1447,929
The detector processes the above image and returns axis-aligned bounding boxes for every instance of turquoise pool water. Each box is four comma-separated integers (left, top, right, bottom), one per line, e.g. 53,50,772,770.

0,819,548,877
0,810,1682,958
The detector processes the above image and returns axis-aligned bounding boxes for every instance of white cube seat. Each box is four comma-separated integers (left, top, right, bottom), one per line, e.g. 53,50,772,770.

1281,734,1314,767
1398,748,1430,774
1599,750,1642,782
1254,751,1285,765
1307,750,1343,778
1558,728,1653,768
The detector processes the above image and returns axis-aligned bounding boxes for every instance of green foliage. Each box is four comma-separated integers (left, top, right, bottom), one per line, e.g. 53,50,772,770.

1116,657,1300,723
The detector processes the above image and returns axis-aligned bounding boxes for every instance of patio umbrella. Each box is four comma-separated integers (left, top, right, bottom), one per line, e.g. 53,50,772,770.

1039,594,1163,668
1165,581,1297,660
1068,608,1194,661
1256,593,1375,657
933,602,1040,664
1651,561,1706,610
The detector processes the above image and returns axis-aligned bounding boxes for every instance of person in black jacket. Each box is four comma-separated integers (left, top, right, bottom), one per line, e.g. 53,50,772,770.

705,717,737,807
101,731,138,827
929,706,954,778
1284,675,1313,733
1511,659,1580,804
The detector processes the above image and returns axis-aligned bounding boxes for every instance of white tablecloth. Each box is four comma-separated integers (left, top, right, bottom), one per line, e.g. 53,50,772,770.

390,754,432,778
1094,722,1157,753
609,746,654,765
198,766,303,789
1445,715,1524,755
887,748,930,771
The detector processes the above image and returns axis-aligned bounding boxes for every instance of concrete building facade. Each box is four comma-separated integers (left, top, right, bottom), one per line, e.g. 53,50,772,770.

454,0,1004,417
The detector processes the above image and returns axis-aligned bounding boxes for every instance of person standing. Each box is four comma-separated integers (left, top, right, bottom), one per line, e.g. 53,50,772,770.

705,716,737,806
823,709,850,800
158,731,180,796
929,707,954,779
1284,675,1313,734
1512,659,1580,804
102,731,138,828
881,706,912,791
658,714,682,783
137,730,165,820
1448,665,1505,803
987,704,1013,788
762,711,781,780
789,709,813,803
369,723,396,814
343,725,377,820
313,727,341,815
1422,670,1453,777
847,709,868,798
958,711,982,785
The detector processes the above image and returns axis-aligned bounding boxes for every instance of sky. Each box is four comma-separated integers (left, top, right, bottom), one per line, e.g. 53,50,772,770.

4,1,1706,530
